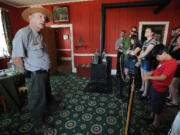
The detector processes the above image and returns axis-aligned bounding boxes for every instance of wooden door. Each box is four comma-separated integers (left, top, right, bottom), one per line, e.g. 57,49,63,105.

41,27,57,74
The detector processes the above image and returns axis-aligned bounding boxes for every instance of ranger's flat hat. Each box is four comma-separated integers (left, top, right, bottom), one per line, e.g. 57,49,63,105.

22,6,52,22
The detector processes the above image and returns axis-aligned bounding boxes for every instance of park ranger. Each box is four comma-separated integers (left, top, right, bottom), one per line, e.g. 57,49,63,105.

12,6,62,133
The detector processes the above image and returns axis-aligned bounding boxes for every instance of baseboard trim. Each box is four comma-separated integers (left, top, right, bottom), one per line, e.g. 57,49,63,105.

111,69,116,75
60,57,72,61
73,68,116,75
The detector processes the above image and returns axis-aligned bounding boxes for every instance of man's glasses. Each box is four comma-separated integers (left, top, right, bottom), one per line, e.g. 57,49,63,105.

131,30,137,33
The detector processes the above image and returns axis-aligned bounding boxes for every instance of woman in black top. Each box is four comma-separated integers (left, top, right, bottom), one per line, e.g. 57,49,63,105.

124,36,141,77
166,35,180,106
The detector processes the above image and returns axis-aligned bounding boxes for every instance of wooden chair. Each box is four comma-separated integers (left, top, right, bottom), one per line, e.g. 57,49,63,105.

18,86,28,93
17,86,28,107
0,95,8,114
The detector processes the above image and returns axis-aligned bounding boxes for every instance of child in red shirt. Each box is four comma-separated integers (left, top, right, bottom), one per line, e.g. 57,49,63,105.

143,44,177,130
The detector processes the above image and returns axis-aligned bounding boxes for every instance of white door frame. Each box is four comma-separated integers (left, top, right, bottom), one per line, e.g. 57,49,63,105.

50,24,75,72
139,21,169,44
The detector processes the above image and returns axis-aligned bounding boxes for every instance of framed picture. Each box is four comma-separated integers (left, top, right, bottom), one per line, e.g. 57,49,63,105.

52,6,69,23
63,34,69,40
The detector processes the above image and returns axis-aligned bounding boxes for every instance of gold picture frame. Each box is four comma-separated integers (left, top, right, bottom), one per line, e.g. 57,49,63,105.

52,6,69,23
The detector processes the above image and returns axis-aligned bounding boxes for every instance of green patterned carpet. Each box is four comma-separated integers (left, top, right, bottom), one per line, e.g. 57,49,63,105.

0,72,179,135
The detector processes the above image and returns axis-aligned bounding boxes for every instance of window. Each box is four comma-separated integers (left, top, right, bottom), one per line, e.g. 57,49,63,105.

0,9,10,57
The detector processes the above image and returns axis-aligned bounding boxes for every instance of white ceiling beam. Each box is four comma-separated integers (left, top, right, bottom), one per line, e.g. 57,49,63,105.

0,0,94,8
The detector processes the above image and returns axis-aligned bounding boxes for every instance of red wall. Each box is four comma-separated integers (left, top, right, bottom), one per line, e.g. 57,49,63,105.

56,28,71,58
44,1,102,54
1,0,180,70
105,2,180,69
45,0,180,69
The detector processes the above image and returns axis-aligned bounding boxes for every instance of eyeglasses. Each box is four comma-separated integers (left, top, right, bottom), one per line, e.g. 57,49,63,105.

131,30,137,33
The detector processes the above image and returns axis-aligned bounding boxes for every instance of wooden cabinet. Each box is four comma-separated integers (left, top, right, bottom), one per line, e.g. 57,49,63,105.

0,58,10,69
77,64,91,77
41,27,57,74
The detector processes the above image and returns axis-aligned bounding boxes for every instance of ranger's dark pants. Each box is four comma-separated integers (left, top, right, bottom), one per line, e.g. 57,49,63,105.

25,71,52,126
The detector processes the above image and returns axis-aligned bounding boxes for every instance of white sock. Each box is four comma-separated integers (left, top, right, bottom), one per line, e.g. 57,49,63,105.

140,86,144,91
142,91,147,96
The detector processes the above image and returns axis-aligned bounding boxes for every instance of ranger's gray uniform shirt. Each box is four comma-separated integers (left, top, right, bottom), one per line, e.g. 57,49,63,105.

12,24,50,71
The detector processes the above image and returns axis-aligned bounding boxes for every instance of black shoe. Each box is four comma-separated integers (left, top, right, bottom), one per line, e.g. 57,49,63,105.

143,115,154,124
35,123,54,134
115,94,128,101
136,90,143,95
140,95,148,100
146,124,159,132
115,94,124,99
165,97,172,102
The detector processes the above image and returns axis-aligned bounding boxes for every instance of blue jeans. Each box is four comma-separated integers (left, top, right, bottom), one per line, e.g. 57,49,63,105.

125,58,137,70
141,60,151,72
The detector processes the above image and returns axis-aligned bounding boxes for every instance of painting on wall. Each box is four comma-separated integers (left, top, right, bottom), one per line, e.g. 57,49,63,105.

52,6,69,23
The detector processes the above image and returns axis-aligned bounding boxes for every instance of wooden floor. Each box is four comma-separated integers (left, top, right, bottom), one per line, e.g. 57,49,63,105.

57,60,72,73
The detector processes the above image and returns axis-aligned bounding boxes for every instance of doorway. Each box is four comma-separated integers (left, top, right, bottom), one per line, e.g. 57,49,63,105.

51,24,75,73
139,21,169,44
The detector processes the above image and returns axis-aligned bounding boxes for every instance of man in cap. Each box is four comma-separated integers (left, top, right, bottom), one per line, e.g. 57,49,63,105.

12,6,62,133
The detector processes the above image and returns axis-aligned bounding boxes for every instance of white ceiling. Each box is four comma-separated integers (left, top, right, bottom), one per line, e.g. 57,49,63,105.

0,0,93,8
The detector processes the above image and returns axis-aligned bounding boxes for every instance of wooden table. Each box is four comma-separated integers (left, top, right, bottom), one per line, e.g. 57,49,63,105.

0,70,24,112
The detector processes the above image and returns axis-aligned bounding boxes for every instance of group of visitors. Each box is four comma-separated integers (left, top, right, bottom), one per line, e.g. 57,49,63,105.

116,26,180,132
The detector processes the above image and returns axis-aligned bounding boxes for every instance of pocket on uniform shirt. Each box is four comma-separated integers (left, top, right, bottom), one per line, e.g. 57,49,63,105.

31,44,44,58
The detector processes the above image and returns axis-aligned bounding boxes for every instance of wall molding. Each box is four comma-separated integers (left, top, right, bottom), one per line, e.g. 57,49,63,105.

73,53,117,57
72,53,117,75
74,53,94,56
106,54,117,57
111,69,116,75
60,57,72,61
73,68,117,75
57,49,72,51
